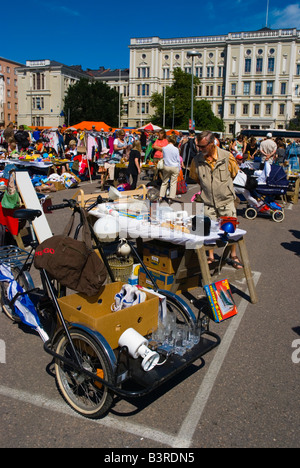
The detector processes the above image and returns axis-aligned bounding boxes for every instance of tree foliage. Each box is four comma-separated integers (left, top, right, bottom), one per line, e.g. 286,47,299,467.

150,68,224,131
63,79,120,127
288,111,300,131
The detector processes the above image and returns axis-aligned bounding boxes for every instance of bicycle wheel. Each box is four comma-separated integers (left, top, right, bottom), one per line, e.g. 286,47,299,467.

0,266,31,322
55,329,114,419
163,294,197,328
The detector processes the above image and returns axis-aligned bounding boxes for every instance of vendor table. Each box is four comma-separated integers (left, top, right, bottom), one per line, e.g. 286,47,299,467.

91,206,258,304
286,174,300,204
3,158,53,175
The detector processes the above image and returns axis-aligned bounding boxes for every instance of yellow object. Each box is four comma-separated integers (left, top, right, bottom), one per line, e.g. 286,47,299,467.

58,282,159,350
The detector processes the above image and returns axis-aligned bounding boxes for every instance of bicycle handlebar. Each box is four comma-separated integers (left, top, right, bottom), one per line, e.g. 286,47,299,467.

47,195,104,212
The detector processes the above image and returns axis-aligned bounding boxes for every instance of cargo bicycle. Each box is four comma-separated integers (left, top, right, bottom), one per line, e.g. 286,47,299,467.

0,196,220,419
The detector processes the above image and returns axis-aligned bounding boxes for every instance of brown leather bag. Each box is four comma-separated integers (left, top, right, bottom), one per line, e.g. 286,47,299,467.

34,208,107,296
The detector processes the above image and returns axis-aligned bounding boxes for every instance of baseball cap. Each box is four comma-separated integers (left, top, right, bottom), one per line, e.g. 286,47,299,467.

267,132,272,138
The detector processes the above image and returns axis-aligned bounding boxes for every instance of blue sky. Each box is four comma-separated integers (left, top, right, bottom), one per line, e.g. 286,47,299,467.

2,1,300,70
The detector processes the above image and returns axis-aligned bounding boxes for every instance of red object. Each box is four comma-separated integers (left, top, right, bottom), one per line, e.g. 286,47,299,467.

0,203,19,235
219,216,239,230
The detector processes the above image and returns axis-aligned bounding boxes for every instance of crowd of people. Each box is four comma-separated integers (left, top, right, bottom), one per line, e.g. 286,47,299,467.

0,122,299,191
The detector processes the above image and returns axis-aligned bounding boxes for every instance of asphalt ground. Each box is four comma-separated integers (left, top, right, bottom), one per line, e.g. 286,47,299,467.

0,174,300,450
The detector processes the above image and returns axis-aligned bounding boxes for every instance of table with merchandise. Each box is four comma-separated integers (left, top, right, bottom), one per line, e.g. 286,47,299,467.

91,200,257,304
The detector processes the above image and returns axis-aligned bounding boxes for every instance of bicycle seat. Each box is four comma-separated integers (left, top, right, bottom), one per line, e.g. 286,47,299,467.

13,209,42,221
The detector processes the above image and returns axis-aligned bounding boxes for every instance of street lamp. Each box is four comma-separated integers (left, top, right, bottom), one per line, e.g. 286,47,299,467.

187,50,201,130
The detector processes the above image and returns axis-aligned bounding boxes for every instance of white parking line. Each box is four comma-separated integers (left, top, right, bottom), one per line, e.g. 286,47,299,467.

0,384,177,447
172,271,261,448
0,271,261,448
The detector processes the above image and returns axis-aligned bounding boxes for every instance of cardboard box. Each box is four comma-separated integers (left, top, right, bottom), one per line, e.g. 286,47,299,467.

58,282,159,350
47,181,65,191
138,266,199,293
143,241,184,274
143,241,199,274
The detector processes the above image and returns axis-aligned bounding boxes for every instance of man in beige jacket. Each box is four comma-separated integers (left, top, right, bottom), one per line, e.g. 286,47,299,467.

190,130,243,269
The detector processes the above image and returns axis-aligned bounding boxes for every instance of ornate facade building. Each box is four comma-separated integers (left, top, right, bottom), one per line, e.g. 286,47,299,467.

127,27,300,134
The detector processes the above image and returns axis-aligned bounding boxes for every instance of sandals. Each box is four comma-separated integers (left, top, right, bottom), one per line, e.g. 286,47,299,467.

227,255,243,270
207,256,216,265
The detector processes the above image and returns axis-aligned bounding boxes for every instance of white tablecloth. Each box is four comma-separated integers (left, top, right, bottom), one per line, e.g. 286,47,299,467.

91,206,246,250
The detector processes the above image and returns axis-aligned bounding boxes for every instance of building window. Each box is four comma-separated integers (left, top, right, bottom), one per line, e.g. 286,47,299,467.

265,104,272,115
218,67,224,78
231,83,236,96
254,104,260,115
243,82,251,95
185,67,192,74
230,104,235,115
206,66,214,78
218,105,223,115
281,82,287,95
137,67,150,78
137,84,149,96
243,104,249,115
196,85,202,97
206,85,213,96
33,72,45,90
268,57,275,73
279,104,285,115
266,81,274,95
256,58,263,73
296,64,300,76
245,58,251,73
163,68,170,79
255,82,262,95
195,67,203,78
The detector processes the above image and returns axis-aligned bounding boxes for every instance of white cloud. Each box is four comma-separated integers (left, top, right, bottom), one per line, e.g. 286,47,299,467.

272,3,300,28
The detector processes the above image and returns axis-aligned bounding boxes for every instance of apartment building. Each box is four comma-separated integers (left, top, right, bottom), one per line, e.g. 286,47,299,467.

16,60,91,128
128,27,300,134
0,57,24,126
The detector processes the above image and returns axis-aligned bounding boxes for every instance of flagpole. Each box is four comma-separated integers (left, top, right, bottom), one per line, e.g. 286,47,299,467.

266,0,269,27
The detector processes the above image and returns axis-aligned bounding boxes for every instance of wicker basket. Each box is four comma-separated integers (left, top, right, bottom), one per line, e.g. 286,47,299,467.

107,255,134,283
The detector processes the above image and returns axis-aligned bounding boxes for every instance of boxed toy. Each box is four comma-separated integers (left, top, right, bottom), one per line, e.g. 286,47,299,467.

204,279,237,322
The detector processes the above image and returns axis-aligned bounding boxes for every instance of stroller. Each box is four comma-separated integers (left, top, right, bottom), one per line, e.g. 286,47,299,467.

234,164,289,223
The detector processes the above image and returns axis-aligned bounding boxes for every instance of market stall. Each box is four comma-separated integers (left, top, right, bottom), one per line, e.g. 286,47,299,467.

89,198,257,304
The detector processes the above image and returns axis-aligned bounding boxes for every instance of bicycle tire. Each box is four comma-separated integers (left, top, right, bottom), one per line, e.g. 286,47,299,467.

55,329,114,419
158,290,197,328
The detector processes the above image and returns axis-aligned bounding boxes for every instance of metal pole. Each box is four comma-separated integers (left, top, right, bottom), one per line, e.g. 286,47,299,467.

191,56,194,130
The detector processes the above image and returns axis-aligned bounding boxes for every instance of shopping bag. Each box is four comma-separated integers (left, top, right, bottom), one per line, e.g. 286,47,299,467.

176,169,187,194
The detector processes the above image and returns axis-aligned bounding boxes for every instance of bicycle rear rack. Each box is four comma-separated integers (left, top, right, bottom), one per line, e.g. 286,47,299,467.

0,245,34,268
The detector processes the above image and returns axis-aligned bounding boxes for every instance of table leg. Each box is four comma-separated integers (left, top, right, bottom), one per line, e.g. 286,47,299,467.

196,246,211,286
237,237,258,304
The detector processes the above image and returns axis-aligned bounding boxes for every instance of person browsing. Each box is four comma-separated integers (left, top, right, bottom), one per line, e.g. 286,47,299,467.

159,134,181,201
190,130,243,269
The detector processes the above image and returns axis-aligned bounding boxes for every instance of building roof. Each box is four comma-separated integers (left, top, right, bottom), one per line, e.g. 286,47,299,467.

87,67,129,79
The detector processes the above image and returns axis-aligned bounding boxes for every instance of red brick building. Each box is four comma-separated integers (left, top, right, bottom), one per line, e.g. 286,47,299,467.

0,57,24,126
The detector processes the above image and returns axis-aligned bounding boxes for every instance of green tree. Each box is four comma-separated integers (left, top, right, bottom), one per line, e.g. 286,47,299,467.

194,100,225,132
150,68,224,131
63,79,120,127
288,111,300,130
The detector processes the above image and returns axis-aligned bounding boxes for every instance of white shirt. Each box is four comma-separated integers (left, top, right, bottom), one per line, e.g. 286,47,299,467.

162,143,180,167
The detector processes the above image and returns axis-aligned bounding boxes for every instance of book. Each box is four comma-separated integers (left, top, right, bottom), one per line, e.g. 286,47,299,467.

204,279,237,322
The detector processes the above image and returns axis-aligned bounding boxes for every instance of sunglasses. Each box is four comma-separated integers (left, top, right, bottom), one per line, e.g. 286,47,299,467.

197,142,211,149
